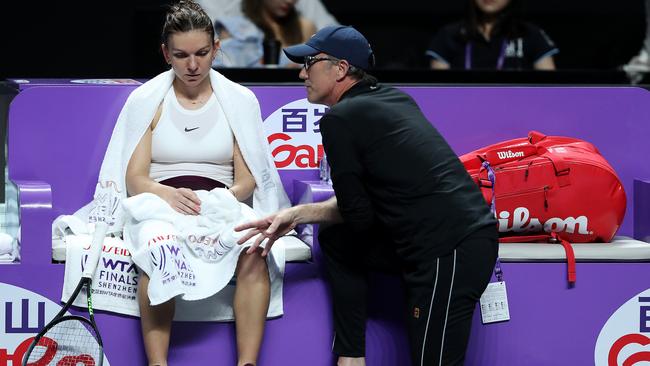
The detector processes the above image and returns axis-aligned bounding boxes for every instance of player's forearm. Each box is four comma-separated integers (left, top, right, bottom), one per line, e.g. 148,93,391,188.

126,174,168,198
229,176,255,202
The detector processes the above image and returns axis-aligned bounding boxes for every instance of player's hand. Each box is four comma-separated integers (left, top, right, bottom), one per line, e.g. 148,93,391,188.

160,186,201,215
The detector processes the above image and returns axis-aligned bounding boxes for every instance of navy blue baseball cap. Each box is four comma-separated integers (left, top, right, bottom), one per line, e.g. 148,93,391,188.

283,25,375,70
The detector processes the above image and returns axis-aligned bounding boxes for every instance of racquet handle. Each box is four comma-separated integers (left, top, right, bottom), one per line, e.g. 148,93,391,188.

82,221,108,279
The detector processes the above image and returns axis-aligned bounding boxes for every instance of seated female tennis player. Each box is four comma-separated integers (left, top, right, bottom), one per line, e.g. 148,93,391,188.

118,1,290,365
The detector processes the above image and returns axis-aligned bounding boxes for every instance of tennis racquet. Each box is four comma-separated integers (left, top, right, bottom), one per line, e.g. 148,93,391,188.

22,181,118,366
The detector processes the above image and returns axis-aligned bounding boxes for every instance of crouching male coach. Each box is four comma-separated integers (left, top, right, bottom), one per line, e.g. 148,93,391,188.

236,25,498,366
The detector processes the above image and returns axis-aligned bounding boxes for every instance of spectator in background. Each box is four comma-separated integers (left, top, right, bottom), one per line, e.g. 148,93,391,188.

623,0,650,78
197,0,339,30
426,0,558,70
212,0,317,67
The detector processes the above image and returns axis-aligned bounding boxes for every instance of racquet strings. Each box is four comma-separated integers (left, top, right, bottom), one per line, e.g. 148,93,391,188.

26,317,101,365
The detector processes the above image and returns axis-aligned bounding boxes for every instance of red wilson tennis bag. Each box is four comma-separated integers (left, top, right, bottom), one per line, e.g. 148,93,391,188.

460,131,626,283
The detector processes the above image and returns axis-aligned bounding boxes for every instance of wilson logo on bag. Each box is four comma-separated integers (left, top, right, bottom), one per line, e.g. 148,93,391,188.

496,150,525,160
497,207,590,236
460,131,626,283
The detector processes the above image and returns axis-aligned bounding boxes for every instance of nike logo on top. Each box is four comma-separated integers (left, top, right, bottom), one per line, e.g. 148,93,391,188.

184,127,199,132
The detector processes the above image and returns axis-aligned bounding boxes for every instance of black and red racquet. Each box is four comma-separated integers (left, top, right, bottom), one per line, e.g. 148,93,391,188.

22,181,119,366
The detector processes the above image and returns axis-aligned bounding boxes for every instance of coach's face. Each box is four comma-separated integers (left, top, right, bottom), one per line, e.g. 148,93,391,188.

299,53,341,107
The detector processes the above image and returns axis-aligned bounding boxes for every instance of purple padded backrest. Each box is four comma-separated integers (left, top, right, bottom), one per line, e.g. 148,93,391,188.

8,85,137,217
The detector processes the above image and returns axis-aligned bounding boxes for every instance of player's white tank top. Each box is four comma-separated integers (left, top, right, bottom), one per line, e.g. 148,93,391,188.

150,87,234,186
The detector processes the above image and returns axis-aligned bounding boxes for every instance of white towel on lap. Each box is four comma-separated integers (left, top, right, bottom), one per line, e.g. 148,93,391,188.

122,188,284,308
57,188,285,321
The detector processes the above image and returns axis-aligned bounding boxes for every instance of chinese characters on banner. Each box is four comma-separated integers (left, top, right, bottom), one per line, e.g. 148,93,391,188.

264,99,328,170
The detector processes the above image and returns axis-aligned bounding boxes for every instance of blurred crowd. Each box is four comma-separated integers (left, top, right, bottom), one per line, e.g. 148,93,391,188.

198,0,649,75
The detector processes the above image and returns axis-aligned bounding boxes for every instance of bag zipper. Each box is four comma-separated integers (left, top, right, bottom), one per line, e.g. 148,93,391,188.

496,185,550,210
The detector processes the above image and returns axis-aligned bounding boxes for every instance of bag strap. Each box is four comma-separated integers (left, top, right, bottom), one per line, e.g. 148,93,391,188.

480,161,496,214
499,233,576,285
485,131,575,284
499,234,550,243
479,132,571,186
530,131,571,186
528,130,547,144
536,146,571,187
481,144,538,167
550,232,576,284
478,130,547,167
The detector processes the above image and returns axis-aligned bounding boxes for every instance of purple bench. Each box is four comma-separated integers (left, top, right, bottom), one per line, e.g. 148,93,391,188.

4,82,338,365
4,80,650,365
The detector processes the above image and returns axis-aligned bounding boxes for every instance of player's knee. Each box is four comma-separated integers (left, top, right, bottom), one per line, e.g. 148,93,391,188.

236,250,268,282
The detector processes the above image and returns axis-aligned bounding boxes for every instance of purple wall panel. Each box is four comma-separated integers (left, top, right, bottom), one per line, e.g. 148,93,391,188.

401,86,650,238
466,262,650,365
253,86,650,237
3,82,650,365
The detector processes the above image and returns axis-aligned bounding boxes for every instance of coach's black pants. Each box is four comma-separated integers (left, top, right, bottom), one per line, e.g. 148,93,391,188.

318,224,497,366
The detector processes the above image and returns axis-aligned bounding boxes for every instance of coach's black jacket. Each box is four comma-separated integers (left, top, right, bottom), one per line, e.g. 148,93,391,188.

320,80,496,261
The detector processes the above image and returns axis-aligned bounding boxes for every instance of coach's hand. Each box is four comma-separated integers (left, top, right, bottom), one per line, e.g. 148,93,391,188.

234,207,299,257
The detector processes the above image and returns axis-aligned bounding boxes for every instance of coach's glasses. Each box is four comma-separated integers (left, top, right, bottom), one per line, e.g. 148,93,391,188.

303,55,339,71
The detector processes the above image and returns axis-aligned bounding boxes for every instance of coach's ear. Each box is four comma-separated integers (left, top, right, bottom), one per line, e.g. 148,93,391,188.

336,59,351,81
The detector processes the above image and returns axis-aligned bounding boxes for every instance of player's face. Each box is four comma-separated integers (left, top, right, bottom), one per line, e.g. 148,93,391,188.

162,30,218,87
